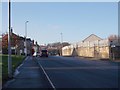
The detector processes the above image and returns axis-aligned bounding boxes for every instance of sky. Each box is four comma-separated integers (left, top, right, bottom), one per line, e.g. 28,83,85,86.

1,2,118,45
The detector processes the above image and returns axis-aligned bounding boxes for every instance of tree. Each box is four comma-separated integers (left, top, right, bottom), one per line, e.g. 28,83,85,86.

108,34,118,42
62,42,70,47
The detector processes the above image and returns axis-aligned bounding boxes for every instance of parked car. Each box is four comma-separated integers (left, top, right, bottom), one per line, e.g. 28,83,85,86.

40,50,48,57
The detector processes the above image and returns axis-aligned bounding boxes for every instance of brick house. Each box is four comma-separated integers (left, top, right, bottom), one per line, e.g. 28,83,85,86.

2,32,20,54
2,30,33,55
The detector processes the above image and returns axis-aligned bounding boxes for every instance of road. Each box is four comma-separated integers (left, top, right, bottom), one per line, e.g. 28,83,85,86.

3,56,119,89
36,56,119,88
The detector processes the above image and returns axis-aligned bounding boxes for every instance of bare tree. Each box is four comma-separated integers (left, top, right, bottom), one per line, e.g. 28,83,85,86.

108,34,118,41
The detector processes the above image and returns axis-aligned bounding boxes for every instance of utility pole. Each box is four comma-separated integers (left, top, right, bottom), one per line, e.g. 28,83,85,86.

60,33,63,44
8,0,12,78
60,33,63,56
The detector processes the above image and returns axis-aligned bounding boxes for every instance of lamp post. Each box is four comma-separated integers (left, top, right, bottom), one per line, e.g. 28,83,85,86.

60,33,63,56
25,21,29,56
8,0,12,78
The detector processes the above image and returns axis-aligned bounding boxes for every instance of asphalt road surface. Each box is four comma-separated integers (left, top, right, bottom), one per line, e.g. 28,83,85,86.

36,56,119,88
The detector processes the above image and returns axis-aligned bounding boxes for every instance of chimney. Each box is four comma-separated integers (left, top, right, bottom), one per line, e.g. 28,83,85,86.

32,40,34,46
35,41,38,45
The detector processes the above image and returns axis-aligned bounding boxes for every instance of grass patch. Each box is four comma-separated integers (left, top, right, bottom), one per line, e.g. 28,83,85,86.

0,55,2,82
0,54,25,85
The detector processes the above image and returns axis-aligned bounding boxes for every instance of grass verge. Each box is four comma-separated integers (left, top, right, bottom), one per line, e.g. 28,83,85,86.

0,54,25,86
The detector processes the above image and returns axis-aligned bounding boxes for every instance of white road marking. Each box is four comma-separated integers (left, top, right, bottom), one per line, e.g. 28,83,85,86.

37,59,56,90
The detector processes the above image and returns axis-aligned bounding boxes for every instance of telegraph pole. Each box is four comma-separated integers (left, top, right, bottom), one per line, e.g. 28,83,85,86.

60,33,63,56
60,33,63,44
8,0,12,78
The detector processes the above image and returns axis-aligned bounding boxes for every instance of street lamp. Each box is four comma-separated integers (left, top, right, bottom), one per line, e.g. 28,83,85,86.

25,21,29,56
8,0,12,78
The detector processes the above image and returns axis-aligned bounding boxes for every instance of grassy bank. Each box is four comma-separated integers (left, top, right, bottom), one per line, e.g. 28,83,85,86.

0,56,2,83
1,54,25,85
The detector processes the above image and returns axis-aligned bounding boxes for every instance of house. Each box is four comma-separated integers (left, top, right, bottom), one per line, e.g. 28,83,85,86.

2,31,20,54
82,34,103,42
2,29,33,55
32,41,40,56
62,34,111,59
26,38,33,55
77,34,110,58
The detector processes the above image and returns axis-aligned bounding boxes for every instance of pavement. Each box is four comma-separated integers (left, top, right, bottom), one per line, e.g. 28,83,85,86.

2,56,52,89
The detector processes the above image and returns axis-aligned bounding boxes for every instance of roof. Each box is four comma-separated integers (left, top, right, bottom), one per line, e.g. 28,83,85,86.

82,34,103,42
2,32,19,38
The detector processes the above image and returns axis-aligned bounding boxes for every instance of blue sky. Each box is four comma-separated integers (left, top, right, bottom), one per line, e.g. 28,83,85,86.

2,2,118,45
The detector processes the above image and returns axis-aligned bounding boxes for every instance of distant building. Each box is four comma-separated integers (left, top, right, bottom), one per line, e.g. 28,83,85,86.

62,34,120,60
39,45,47,51
33,41,40,54
82,34,103,42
